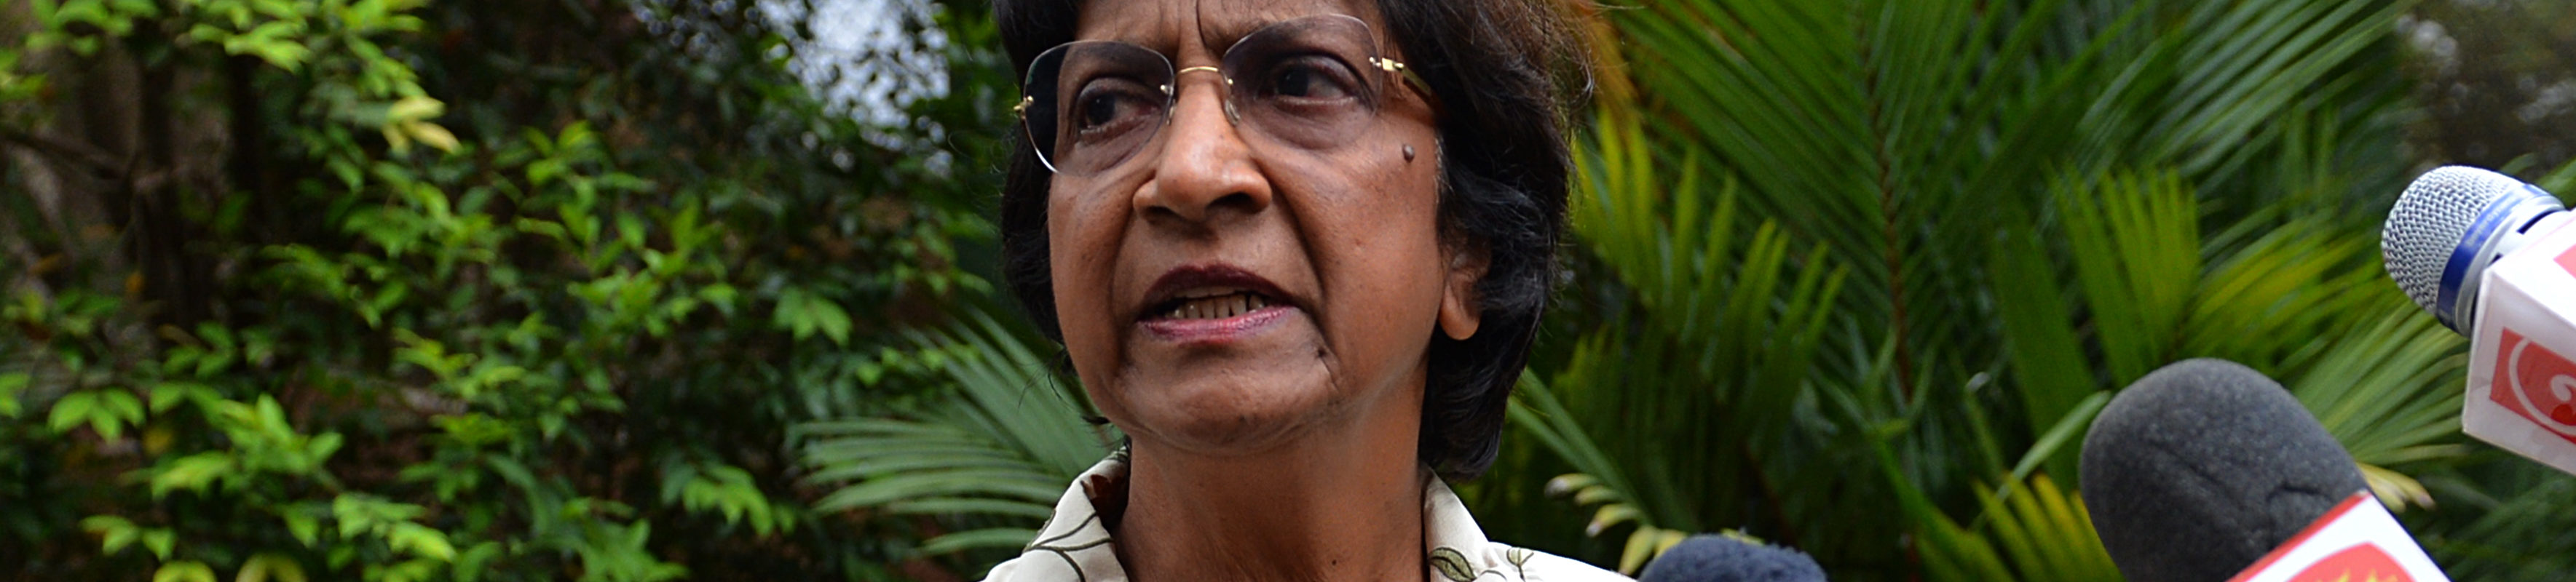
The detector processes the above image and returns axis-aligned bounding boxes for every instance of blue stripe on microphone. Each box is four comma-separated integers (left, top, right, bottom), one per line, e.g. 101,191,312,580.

2438,183,2548,328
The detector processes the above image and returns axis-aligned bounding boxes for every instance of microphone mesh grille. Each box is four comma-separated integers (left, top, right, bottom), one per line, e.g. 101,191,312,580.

2383,166,2521,316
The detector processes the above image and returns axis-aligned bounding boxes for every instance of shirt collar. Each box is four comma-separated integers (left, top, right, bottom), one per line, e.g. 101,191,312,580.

1001,451,1525,582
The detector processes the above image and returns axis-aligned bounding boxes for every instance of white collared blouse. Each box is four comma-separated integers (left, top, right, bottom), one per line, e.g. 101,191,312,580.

979,451,1634,582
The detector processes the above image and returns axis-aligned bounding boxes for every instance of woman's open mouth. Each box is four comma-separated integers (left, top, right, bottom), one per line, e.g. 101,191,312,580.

1150,290,1275,321
1137,266,1298,343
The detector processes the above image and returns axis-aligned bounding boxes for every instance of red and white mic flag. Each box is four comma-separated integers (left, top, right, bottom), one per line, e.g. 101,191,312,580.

2227,492,2448,582
2465,220,2576,475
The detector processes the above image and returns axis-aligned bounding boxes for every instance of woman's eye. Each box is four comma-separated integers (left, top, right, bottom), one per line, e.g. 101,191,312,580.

1264,57,1359,100
1078,94,1123,127
1068,81,1160,137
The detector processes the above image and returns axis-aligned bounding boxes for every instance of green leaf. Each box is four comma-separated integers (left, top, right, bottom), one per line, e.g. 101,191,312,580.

1991,223,2099,482
1878,443,2010,582
95,390,144,440
482,456,539,491
1618,527,1680,575
48,391,97,434
150,382,215,413
795,311,1112,555
154,561,216,582
0,372,26,418
885,498,1053,519
387,522,456,561
152,453,237,498
2058,171,2200,385
82,515,137,555
2008,391,2111,483
914,528,1042,555
403,121,459,154
1588,504,1642,537
237,553,308,582
2288,307,2468,493
452,542,504,582
384,95,444,121
142,528,176,559
283,511,320,548
1972,475,2120,582
772,288,853,346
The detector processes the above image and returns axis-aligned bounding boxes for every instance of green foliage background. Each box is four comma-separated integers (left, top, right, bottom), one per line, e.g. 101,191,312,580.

2,0,1008,579
4,0,2574,581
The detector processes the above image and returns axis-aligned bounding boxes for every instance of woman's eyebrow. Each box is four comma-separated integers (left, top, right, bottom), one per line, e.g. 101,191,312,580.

1195,19,1263,52
1193,7,1315,54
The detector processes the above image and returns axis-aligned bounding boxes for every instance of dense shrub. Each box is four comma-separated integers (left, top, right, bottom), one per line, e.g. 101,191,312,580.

0,1,1008,580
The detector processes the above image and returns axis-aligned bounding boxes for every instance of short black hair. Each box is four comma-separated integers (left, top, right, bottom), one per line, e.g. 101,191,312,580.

991,0,1589,481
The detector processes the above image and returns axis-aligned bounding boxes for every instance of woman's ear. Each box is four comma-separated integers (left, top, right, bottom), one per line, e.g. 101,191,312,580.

1438,245,1488,340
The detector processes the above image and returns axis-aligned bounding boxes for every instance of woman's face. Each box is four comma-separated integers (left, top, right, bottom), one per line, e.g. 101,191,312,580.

1047,0,1480,455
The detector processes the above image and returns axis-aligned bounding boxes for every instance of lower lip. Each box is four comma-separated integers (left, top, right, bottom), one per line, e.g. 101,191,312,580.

1138,304,1295,344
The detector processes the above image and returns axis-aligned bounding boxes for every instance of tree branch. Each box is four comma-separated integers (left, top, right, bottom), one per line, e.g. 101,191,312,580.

0,128,125,179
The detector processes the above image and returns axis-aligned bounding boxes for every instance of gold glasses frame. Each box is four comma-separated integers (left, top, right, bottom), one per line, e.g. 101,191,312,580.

1011,14,1439,175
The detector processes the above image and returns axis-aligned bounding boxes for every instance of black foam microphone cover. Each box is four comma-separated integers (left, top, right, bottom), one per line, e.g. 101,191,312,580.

1636,534,1825,582
2078,358,2369,582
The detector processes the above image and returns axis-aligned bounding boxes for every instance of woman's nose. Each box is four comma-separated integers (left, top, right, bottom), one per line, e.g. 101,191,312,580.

1134,74,1272,226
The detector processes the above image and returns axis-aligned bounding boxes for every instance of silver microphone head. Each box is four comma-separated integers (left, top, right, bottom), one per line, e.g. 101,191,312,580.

2382,165,2567,332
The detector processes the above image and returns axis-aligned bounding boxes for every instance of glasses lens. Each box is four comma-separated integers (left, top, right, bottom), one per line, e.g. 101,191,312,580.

1024,41,1173,175
1016,15,1407,175
1222,15,1389,150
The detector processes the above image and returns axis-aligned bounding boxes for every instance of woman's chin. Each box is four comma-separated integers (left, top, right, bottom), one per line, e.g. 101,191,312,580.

1110,362,1351,454
1099,307,1421,458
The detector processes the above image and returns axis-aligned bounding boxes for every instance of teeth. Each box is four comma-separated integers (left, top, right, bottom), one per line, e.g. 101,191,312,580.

1163,292,1271,320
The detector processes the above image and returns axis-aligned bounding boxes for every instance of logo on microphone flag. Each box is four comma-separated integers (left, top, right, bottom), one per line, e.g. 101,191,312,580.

2227,493,2449,582
2491,329,2576,445
2292,545,2411,582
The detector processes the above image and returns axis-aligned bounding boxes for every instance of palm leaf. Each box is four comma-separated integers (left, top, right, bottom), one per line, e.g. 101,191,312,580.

2057,171,2202,385
1510,0,2423,575
795,311,1115,556
1877,406,2120,582
2419,469,2576,579
1989,221,2100,482
1507,105,1845,568
2283,308,2467,511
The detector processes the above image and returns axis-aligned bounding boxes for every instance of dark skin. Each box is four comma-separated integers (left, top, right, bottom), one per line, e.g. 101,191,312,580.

1045,0,1485,580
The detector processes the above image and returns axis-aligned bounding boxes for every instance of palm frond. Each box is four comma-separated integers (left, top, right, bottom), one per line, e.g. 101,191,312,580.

2056,171,2201,385
1511,370,1695,575
1880,455,2120,582
1508,0,2423,575
2419,468,2576,579
795,311,1114,556
1989,221,2098,481
1508,105,1848,565
2283,307,2468,512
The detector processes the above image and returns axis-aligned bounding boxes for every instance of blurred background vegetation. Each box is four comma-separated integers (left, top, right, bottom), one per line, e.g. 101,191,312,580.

2,0,2572,581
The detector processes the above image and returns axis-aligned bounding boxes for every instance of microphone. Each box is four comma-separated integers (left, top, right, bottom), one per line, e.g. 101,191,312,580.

2079,359,2449,582
2383,165,2574,332
1635,534,1824,582
2382,165,2576,474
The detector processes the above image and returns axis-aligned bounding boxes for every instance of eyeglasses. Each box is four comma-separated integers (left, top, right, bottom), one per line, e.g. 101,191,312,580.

1014,14,1434,176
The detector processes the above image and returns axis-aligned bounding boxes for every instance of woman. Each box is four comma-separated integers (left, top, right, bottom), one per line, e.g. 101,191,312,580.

982,0,1616,579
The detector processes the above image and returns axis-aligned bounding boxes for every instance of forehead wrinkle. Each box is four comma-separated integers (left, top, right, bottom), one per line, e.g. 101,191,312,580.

1190,0,1291,54
1072,1,1175,49
1076,0,1384,57
1197,0,1383,47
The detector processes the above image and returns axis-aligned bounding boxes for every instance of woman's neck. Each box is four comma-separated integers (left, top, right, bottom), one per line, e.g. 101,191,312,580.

1113,407,1428,582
